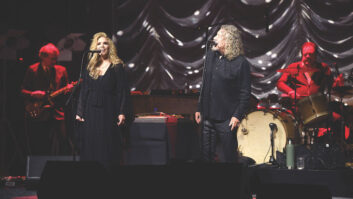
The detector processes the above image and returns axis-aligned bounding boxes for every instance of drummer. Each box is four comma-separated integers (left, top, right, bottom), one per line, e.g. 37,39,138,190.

277,42,344,99
277,41,347,138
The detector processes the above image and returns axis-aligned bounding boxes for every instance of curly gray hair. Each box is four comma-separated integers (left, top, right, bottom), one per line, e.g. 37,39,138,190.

220,25,244,60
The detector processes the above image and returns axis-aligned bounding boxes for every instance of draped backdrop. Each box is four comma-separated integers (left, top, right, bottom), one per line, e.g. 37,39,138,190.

113,0,353,99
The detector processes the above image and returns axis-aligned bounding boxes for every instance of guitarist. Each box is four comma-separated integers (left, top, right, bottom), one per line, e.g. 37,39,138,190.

21,43,73,156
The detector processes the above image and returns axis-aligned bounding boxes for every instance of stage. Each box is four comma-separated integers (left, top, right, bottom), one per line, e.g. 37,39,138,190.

1,163,353,199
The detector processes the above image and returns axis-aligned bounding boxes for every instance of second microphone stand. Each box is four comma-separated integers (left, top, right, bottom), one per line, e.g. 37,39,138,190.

269,123,278,166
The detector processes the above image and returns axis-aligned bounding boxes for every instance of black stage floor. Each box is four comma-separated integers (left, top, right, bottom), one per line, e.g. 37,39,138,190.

1,163,353,199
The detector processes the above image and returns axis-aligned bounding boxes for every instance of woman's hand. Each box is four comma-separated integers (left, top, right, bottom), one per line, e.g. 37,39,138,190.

117,114,126,126
195,112,201,124
75,115,85,122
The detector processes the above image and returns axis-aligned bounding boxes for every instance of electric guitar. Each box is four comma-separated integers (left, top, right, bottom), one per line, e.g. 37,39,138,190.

25,81,78,120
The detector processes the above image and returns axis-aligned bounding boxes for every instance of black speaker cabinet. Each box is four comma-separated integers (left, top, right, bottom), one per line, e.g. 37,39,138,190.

26,155,80,179
257,183,331,199
110,163,245,198
125,117,177,165
37,161,109,199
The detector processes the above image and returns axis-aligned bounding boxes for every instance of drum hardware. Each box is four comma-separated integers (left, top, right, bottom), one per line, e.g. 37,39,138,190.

299,130,306,145
272,111,279,119
303,128,318,145
237,110,297,164
241,127,248,135
330,86,353,147
263,108,269,115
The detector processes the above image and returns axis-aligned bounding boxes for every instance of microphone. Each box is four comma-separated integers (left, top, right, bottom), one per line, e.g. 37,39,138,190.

87,49,101,53
269,123,277,132
208,40,216,46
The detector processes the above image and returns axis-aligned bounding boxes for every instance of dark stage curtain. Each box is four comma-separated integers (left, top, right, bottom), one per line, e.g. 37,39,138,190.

113,0,353,99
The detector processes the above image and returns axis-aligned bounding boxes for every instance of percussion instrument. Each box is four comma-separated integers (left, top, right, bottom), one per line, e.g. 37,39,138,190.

237,110,297,164
297,93,329,127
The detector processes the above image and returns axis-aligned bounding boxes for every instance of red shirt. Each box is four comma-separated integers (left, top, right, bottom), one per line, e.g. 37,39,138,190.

277,61,332,99
22,62,69,120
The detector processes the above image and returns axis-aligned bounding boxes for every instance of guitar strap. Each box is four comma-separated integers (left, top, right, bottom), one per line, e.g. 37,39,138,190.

39,63,57,92
49,65,57,91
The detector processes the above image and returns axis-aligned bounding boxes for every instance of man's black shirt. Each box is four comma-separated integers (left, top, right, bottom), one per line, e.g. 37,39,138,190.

198,50,251,121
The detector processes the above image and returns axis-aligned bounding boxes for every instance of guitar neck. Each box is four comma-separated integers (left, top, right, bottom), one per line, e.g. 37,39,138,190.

49,88,66,98
49,81,77,99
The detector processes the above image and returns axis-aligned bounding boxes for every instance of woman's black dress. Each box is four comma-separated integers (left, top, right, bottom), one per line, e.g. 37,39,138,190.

76,63,129,167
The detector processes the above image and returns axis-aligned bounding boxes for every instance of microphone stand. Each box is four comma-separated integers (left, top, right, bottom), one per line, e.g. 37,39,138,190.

65,51,90,107
269,124,278,166
65,51,92,161
198,20,231,163
198,27,213,163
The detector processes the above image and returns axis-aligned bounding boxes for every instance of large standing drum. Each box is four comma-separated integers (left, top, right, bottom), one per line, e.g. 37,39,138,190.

237,110,297,164
297,93,329,127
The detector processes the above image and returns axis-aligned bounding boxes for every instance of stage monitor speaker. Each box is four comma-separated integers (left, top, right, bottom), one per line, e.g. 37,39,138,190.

257,183,331,199
37,161,109,199
26,155,80,179
110,163,245,198
126,117,173,165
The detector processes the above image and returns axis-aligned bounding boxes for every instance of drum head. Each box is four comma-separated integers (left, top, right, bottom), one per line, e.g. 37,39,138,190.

237,110,295,164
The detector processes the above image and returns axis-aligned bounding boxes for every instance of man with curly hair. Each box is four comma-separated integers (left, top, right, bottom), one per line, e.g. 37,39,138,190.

195,25,251,163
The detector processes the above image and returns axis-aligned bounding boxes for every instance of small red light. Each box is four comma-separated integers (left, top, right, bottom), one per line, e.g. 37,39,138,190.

19,58,23,61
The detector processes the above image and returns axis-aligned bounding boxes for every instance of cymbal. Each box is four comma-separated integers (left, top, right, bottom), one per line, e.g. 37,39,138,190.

277,67,319,74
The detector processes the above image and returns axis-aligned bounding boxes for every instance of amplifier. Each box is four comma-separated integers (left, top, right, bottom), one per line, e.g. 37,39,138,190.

26,155,80,179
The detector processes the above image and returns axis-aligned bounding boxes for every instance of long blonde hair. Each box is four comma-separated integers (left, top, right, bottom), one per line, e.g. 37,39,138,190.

221,25,244,60
87,32,124,79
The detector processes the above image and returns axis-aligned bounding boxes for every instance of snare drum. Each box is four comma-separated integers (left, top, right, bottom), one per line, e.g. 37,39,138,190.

297,93,329,126
237,110,297,164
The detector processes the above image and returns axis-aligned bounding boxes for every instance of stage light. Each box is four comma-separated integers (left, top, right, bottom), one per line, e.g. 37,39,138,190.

128,63,135,68
117,30,124,36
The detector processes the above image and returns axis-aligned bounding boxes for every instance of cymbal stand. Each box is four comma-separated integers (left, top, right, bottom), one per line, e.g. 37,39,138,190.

291,65,302,138
337,94,346,147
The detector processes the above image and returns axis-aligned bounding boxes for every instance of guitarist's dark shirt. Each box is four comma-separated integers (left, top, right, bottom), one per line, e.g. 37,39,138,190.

22,62,69,120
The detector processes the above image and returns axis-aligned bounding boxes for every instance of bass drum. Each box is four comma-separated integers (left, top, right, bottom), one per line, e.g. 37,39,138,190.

237,110,297,164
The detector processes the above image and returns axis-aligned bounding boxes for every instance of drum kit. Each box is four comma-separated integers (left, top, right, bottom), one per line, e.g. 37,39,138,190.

238,67,353,164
